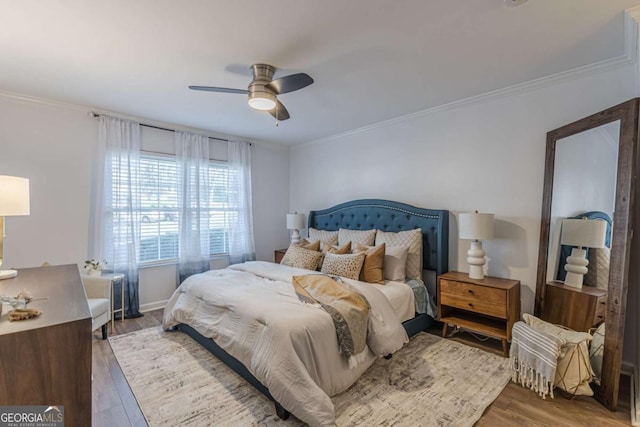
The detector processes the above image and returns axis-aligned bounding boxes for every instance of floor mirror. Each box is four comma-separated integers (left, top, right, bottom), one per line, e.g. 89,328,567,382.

534,98,639,411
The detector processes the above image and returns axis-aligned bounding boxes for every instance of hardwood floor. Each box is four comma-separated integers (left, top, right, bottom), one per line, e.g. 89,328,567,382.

92,310,632,426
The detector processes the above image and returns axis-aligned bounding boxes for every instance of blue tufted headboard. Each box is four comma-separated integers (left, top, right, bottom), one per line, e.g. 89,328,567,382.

308,199,449,276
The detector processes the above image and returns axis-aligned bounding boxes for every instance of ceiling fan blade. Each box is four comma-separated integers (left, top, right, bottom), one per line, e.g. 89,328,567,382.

266,73,314,94
269,100,290,121
188,86,248,94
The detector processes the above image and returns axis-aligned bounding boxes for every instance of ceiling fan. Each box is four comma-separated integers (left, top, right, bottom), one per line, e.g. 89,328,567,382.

189,64,314,121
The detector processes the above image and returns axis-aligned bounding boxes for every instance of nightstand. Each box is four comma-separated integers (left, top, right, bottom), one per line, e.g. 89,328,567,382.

541,281,606,332
274,248,287,264
437,271,520,357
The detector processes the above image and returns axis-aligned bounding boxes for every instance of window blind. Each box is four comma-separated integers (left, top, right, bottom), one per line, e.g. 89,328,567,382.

110,153,239,264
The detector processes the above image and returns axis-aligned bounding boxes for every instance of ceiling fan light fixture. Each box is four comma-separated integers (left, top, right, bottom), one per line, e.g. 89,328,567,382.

248,91,276,111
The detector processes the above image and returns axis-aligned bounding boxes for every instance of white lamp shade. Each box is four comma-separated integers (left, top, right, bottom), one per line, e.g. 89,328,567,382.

561,218,607,248
459,212,494,240
286,213,305,230
0,175,30,216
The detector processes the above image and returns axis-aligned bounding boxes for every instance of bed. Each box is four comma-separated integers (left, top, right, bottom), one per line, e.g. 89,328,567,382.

163,199,449,426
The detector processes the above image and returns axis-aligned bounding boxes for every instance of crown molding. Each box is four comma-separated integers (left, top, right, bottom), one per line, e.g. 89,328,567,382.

295,8,640,151
0,89,287,151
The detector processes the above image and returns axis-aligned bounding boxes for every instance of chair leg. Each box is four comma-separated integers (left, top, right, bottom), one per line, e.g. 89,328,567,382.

101,323,108,340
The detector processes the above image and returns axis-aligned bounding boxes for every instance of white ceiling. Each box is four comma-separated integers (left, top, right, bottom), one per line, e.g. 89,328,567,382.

1,0,639,145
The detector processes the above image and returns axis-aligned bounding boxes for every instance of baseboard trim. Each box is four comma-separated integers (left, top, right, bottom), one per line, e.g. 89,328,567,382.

140,300,168,313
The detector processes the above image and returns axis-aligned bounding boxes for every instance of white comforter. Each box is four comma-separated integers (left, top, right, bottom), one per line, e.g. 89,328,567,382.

162,261,408,427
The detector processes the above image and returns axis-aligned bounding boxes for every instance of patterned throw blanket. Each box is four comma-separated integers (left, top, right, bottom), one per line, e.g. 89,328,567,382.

292,274,370,361
510,321,565,399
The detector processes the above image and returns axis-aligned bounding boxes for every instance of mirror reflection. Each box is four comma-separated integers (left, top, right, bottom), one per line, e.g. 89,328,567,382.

545,120,619,385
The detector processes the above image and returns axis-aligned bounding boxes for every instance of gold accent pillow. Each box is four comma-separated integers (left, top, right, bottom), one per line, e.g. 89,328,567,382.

297,239,321,251
322,241,352,255
320,252,366,281
353,242,385,284
280,244,324,270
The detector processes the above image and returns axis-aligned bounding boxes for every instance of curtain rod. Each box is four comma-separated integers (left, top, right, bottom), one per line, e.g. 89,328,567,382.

89,112,232,143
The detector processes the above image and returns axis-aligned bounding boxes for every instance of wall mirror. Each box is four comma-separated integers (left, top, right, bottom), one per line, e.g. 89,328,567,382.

535,98,639,411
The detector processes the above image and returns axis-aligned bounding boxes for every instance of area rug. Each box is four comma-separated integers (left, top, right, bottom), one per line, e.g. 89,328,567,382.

109,327,511,426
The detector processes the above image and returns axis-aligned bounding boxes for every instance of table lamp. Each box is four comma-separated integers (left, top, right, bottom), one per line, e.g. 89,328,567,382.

286,212,305,245
0,175,30,280
459,211,495,280
561,218,607,288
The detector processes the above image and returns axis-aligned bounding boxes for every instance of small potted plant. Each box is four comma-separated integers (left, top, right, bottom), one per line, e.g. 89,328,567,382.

84,259,107,276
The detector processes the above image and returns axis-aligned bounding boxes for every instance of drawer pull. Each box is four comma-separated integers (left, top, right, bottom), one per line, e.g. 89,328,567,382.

468,289,473,294
600,302,606,305
468,303,474,308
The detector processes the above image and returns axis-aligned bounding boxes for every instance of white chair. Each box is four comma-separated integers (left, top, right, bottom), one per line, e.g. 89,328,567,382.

81,275,111,339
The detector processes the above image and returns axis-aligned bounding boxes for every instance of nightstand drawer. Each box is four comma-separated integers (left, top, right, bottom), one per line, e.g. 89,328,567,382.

440,279,507,318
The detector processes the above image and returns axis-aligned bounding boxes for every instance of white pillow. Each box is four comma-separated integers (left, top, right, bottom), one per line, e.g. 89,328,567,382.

308,228,339,248
320,252,366,281
375,229,422,281
280,245,323,271
338,228,376,247
590,323,605,385
383,245,409,282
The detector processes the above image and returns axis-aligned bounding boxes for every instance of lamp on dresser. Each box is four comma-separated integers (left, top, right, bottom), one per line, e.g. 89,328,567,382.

560,218,607,288
458,211,494,280
286,212,305,245
0,175,30,280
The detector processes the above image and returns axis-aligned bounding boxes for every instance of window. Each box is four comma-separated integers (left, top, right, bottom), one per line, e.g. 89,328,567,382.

207,162,239,256
111,153,238,264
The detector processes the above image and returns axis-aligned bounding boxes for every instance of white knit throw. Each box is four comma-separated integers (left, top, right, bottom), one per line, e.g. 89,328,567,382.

510,321,564,399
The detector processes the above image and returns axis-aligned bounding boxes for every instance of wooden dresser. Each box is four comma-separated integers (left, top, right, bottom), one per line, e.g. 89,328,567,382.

0,264,92,427
437,271,520,356
541,281,606,332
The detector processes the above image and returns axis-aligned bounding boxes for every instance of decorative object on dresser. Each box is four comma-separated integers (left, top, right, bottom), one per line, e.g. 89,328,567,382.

0,264,92,427
0,175,30,280
458,211,494,280
83,258,107,276
438,271,520,357
560,218,607,288
541,281,606,332
286,212,305,244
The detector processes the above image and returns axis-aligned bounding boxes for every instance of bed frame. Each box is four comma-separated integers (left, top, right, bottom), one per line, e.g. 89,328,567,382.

177,199,449,420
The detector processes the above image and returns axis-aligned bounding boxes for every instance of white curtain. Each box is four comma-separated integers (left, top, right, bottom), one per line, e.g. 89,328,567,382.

227,140,255,264
175,131,211,283
91,115,142,318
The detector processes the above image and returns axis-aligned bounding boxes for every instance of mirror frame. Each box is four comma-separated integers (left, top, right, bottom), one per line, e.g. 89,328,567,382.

535,98,639,411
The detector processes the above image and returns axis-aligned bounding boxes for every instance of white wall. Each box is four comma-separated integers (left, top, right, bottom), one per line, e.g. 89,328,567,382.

0,95,290,310
290,64,637,350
